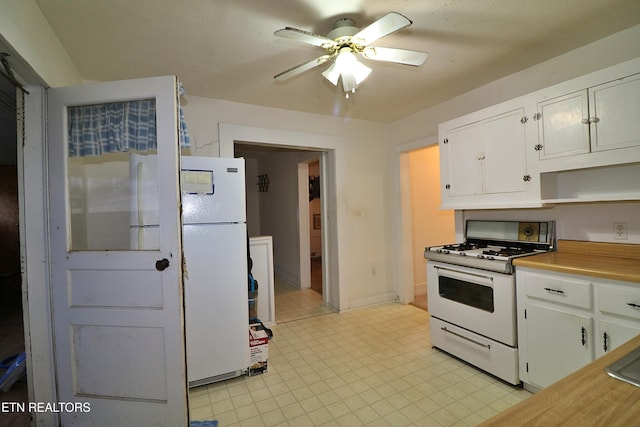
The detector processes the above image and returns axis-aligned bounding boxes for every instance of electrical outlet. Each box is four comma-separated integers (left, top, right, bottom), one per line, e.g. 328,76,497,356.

614,222,628,240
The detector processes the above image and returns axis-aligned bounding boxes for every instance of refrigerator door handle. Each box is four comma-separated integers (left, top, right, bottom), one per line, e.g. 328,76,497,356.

155,258,170,271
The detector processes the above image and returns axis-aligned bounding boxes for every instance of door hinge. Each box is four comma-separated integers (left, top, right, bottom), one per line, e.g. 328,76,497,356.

520,116,528,124
533,112,542,121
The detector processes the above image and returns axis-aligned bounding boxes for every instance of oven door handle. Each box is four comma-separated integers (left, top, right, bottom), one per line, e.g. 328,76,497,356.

441,327,491,349
434,265,494,283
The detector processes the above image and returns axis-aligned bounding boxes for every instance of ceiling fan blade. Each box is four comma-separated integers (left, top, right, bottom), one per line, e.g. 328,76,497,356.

274,55,333,81
274,27,336,48
362,46,428,66
351,12,412,46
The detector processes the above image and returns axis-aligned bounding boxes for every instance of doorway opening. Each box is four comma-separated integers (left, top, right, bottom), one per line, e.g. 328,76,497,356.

308,160,322,295
0,69,29,425
234,143,336,324
397,142,455,311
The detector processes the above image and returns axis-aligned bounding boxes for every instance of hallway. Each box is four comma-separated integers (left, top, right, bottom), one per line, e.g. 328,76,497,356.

274,275,336,324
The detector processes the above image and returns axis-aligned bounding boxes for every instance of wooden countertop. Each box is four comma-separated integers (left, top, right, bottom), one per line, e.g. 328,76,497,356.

513,240,640,283
479,334,640,426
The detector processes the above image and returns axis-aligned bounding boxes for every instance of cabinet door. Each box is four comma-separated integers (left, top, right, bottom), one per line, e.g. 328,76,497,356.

443,123,482,196
536,91,590,159
590,73,640,152
482,109,527,194
596,319,640,358
525,303,593,389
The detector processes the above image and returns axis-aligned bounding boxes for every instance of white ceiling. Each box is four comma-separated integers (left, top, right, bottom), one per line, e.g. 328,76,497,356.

35,0,640,123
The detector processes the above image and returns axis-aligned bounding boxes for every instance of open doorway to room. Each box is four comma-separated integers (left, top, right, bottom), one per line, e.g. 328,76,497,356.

0,69,29,425
307,160,322,295
403,144,455,311
234,143,336,324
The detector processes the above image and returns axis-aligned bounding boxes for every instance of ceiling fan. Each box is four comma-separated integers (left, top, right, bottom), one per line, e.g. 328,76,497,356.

273,12,428,97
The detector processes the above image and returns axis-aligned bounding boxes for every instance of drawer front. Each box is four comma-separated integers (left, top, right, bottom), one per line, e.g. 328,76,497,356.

525,272,592,309
598,283,640,321
429,317,519,385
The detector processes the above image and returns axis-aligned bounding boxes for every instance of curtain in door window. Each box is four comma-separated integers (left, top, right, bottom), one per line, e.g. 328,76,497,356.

68,85,191,157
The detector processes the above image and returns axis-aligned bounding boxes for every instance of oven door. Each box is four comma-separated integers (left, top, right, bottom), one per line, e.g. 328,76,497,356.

427,260,516,346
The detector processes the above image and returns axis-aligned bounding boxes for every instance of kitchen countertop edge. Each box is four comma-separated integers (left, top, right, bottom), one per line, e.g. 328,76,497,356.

513,240,640,284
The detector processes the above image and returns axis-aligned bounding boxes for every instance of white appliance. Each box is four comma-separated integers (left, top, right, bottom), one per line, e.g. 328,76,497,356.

130,154,249,387
424,220,555,385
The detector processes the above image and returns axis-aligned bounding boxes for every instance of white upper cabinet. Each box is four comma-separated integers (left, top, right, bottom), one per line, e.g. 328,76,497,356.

534,58,640,173
590,74,640,152
436,57,640,208
439,95,541,209
536,90,590,160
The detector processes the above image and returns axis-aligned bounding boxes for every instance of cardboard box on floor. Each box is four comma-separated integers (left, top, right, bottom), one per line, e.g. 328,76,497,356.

249,323,268,375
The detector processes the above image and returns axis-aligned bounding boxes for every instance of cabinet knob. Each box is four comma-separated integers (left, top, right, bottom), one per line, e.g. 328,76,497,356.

520,116,528,124
445,184,451,190
533,113,542,121
581,118,590,124
534,144,543,151
589,116,600,123
523,175,532,182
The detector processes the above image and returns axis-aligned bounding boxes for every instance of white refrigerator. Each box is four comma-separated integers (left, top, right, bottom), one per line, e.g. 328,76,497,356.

130,154,249,387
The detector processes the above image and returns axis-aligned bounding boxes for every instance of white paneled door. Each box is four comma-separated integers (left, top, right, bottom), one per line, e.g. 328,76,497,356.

47,76,188,426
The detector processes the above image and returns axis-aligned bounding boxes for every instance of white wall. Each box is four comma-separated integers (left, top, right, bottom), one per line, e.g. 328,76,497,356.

244,157,261,237
181,96,395,309
0,0,82,87
257,151,303,286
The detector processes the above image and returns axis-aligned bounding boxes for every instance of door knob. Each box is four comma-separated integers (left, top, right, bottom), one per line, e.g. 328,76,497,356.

155,258,170,271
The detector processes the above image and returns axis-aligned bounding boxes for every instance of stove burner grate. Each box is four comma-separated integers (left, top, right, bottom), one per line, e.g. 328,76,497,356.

442,242,487,251
482,247,531,257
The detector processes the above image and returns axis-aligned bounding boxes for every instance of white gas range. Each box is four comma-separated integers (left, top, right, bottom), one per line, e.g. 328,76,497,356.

424,220,555,385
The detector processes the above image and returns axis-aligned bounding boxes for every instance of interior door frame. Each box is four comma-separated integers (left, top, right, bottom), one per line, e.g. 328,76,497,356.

391,135,464,305
21,86,59,426
219,123,344,310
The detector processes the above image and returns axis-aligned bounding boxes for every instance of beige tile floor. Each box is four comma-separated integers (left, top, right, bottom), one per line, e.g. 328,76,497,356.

273,277,338,324
189,281,532,426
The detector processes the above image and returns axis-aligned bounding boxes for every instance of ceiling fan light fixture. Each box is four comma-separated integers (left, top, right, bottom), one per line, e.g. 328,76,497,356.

274,12,426,95
321,48,371,93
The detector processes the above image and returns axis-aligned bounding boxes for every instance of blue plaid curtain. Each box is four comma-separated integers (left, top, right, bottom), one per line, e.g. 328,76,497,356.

68,93,191,157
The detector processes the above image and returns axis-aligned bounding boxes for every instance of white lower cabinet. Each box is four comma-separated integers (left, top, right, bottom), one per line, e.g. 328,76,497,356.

596,319,640,358
524,303,593,389
595,282,640,358
517,267,640,391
